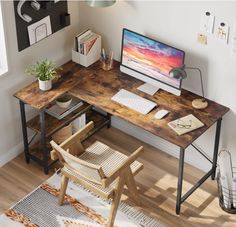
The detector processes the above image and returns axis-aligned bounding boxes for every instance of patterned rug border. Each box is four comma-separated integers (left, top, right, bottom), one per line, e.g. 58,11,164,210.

2,173,164,227
41,183,106,225
65,176,164,227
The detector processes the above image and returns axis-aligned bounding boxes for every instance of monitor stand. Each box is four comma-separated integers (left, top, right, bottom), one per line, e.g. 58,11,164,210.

137,83,159,96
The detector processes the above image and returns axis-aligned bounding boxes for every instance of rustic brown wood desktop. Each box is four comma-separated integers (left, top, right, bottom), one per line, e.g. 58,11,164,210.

14,60,229,215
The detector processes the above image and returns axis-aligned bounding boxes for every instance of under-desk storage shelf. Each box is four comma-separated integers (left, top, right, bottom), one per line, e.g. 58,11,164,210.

27,108,110,162
29,141,55,167
13,60,113,175
27,103,91,137
83,109,110,141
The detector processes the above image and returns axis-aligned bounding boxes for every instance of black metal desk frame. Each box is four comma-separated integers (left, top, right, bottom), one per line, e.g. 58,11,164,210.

19,99,224,213
19,100,111,175
176,118,222,214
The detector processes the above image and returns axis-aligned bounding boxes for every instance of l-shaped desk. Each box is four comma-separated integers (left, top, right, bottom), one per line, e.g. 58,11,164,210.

15,60,229,214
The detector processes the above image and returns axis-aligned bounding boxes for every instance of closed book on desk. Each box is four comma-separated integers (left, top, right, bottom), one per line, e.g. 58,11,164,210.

168,114,204,135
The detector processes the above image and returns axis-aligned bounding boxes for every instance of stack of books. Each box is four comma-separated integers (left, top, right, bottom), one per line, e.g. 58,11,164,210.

72,29,101,67
45,97,83,120
75,29,99,56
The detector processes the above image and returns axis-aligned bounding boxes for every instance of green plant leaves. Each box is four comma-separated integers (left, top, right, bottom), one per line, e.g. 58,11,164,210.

25,59,57,81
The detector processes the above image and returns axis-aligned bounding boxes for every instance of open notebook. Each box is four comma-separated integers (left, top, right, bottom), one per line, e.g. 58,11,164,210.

168,114,204,135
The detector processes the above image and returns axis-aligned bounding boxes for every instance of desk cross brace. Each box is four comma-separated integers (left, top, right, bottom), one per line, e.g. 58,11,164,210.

191,143,213,164
176,118,222,214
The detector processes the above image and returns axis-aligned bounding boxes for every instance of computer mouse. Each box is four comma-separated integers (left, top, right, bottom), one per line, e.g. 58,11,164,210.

154,109,169,119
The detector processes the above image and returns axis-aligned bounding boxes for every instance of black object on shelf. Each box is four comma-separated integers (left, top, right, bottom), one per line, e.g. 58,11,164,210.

40,1,54,10
60,13,70,26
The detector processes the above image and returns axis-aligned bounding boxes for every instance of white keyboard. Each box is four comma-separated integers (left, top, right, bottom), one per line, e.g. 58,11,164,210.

111,89,157,114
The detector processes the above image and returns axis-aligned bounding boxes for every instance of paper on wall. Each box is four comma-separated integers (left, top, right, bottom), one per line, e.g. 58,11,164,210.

27,16,52,45
216,22,229,44
197,33,207,45
230,24,236,58
200,11,215,34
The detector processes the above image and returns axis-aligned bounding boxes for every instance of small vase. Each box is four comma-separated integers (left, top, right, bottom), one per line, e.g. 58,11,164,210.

38,79,52,91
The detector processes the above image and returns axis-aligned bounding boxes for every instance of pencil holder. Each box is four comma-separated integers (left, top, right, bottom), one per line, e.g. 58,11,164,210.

101,58,114,71
217,149,236,213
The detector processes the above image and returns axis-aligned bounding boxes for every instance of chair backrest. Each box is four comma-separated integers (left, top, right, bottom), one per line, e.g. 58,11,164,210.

58,121,95,156
50,121,144,189
50,140,106,185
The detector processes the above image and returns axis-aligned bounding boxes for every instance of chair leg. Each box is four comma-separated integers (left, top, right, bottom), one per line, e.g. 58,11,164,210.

125,168,142,206
106,175,125,227
58,175,69,205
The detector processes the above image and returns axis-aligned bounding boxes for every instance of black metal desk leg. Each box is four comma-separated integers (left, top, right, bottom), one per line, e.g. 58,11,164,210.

40,110,48,174
19,101,30,163
107,113,111,128
211,118,222,180
176,147,185,215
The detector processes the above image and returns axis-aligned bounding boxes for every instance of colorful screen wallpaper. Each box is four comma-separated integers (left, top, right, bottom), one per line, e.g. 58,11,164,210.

121,29,185,88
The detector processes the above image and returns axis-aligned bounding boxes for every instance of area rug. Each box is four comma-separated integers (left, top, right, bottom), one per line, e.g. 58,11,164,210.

0,173,164,227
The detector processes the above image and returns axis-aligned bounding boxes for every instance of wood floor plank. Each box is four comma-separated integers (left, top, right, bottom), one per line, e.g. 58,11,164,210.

0,127,235,226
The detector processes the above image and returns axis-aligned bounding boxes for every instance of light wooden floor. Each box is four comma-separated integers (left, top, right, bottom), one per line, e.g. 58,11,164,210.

0,127,235,227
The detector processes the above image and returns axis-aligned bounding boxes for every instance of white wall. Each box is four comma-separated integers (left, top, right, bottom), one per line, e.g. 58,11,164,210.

1,1,235,173
78,1,236,172
0,1,79,166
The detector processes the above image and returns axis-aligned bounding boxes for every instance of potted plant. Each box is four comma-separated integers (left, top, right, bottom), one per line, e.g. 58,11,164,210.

26,59,57,91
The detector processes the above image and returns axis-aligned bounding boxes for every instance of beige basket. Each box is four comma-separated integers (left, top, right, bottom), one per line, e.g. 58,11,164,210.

52,124,72,144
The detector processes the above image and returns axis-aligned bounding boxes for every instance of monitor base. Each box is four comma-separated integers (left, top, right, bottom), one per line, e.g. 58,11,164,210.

137,83,159,96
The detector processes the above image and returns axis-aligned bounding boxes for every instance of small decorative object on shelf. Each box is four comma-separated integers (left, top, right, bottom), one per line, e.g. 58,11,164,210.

46,96,83,120
217,149,236,213
26,59,57,91
56,94,72,108
100,48,114,71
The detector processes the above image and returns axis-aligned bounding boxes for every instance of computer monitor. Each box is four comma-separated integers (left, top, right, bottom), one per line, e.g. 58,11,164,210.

120,28,185,96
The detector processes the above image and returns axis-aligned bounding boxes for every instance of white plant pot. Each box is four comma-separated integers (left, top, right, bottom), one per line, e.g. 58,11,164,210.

38,79,52,91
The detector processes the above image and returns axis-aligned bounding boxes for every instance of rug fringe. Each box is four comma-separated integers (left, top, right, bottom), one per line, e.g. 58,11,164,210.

59,177,165,227
119,203,164,227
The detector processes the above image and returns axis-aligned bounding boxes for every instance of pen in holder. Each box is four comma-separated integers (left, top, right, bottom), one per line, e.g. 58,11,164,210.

100,48,114,71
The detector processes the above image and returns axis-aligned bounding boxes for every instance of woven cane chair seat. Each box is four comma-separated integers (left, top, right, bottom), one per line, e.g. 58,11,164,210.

62,141,143,198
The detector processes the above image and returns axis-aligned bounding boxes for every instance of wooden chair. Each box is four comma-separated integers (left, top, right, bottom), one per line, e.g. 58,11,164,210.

50,121,144,227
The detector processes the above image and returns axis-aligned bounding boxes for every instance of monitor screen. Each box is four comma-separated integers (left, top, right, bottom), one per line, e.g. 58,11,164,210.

121,29,185,89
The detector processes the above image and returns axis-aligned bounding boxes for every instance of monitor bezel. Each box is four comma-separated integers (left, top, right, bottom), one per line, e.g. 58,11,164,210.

120,28,185,90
